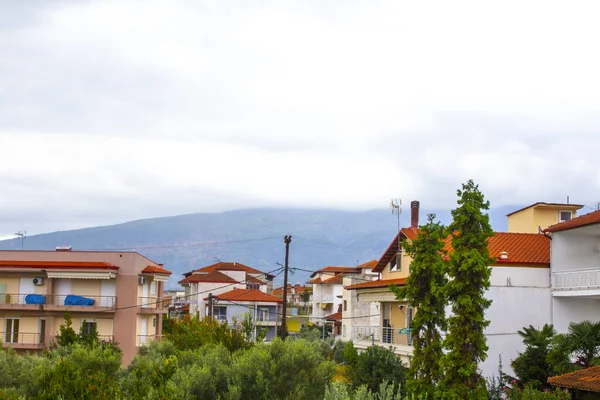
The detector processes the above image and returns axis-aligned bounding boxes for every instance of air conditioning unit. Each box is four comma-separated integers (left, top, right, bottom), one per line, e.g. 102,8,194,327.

33,277,44,286
138,276,146,285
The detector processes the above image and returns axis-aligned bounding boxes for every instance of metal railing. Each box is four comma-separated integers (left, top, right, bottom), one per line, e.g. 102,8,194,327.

553,268,600,290
0,293,46,305
138,297,170,308
50,294,116,307
137,335,162,346
1,332,43,345
354,326,413,347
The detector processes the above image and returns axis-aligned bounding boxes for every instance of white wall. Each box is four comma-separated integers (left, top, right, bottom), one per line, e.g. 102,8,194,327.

551,229,600,272
553,296,600,333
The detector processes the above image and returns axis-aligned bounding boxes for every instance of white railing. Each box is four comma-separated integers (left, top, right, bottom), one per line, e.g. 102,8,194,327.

321,295,334,302
553,268,600,290
354,326,412,347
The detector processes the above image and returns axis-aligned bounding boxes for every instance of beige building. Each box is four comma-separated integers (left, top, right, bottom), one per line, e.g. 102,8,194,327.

507,202,583,233
0,249,171,365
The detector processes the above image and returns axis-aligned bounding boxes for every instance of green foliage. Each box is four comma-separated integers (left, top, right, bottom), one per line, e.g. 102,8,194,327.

345,345,407,395
55,312,77,347
511,324,555,389
344,341,359,367
324,381,404,400
504,384,570,400
391,213,447,399
547,320,600,375
439,179,494,399
78,319,100,348
163,314,250,352
486,355,511,400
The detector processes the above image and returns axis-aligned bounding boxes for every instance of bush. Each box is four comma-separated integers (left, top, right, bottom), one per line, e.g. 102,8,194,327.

346,345,407,395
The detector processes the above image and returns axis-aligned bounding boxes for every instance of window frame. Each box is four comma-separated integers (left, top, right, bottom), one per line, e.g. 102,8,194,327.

214,306,227,322
559,210,573,223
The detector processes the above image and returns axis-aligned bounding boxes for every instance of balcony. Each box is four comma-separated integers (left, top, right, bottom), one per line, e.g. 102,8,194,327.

44,294,116,311
138,297,169,314
553,268,600,295
0,294,45,311
137,334,162,346
321,295,334,303
353,326,413,348
1,332,45,350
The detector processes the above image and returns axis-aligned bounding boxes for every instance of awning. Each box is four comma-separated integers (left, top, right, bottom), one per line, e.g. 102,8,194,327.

45,271,117,279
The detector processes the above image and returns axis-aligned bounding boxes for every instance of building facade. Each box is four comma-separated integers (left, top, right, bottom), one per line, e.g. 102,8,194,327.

0,249,171,365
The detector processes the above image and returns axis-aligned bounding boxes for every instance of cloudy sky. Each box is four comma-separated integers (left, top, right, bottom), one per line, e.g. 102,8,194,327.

1,0,600,236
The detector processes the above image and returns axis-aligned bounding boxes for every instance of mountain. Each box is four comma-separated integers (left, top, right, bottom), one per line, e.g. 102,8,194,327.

0,206,517,288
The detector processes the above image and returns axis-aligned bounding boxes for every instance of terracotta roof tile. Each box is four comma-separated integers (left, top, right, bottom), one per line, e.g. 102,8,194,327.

190,262,274,277
272,284,310,296
548,366,600,392
373,227,421,272
325,312,342,321
545,210,600,233
323,275,344,284
178,270,238,285
346,278,407,290
0,260,119,270
142,264,172,275
209,288,283,303
245,275,265,285
307,277,322,284
442,232,550,265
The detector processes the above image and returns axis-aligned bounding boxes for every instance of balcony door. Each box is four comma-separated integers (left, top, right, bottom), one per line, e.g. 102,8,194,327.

19,278,35,304
100,280,116,307
5,318,19,343
57,279,71,305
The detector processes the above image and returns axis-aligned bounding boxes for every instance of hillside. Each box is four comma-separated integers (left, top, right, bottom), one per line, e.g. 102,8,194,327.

0,206,515,288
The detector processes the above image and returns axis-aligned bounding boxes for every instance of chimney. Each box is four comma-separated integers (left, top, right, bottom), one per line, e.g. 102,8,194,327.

410,201,420,229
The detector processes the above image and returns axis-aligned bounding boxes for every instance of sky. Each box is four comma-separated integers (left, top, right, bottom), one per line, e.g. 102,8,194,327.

1,0,600,237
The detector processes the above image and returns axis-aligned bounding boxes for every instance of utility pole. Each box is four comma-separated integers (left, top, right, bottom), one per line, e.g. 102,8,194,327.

208,293,213,321
281,235,292,339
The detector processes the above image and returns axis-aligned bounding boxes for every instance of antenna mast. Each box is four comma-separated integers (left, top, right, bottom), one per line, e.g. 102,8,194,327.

14,230,26,250
390,199,402,251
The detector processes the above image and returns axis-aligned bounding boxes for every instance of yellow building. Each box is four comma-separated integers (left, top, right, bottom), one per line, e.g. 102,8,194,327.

507,202,583,233
0,249,171,365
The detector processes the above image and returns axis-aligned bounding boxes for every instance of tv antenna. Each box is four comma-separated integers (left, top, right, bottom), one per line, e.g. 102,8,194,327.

15,230,26,250
390,199,402,254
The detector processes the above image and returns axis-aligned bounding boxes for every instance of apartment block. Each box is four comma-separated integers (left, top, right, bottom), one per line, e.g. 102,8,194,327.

0,249,171,365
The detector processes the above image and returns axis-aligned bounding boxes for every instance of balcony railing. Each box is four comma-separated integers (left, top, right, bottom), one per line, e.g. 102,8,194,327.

0,293,46,307
47,294,116,308
553,268,600,291
321,295,334,302
137,335,162,346
354,326,413,347
1,332,44,347
138,297,170,308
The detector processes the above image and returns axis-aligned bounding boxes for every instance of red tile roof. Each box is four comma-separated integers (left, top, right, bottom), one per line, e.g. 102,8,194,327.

142,264,172,275
245,275,266,285
309,266,361,277
178,270,238,285
323,275,344,284
506,202,583,216
191,262,274,278
0,260,119,270
325,312,342,321
548,366,600,392
346,278,407,290
307,277,322,284
372,227,421,272
358,260,378,270
272,284,310,296
209,288,283,303
545,210,600,233
442,232,550,266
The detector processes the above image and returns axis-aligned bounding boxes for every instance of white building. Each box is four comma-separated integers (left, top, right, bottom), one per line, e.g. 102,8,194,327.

545,210,600,334
179,262,275,318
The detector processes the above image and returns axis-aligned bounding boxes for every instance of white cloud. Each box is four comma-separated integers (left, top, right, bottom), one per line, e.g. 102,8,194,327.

1,0,600,233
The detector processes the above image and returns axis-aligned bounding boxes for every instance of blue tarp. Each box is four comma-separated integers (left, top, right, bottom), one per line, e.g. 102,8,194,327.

64,294,95,306
24,294,46,305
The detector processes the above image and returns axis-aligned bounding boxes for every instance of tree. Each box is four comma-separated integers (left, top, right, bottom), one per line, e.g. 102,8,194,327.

55,312,78,347
547,320,600,375
438,179,494,399
345,345,407,395
390,213,447,399
512,324,555,389
78,320,99,347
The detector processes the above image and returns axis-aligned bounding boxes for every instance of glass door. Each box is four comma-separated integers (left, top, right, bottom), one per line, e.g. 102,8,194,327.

5,318,19,343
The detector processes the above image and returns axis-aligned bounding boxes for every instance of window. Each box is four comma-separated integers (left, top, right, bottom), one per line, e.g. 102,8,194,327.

559,211,573,222
39,319,46,344
82,321,97,335
259,308,269,322
390,251,402,272
152,318,156,328
214,306,227,321
343,300,347,311
150,281,157,296
5,318,19,343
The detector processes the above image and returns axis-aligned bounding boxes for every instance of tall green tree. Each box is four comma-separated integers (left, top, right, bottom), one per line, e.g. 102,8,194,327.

438,179,494,399
390,213,447,399
512,324,555,389
55,312,77,347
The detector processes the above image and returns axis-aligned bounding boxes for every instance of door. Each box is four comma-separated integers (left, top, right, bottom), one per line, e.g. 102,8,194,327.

5,318,19,343
0,283,6,304
100,280,116,307
382,303,392,343
139,318,148,345
141,282,149,306
57,279,71,305
19,278,35,304
39,319,46,344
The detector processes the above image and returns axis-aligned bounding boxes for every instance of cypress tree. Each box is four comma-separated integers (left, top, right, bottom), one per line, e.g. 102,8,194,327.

391,214,447,399
438,179,494,399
